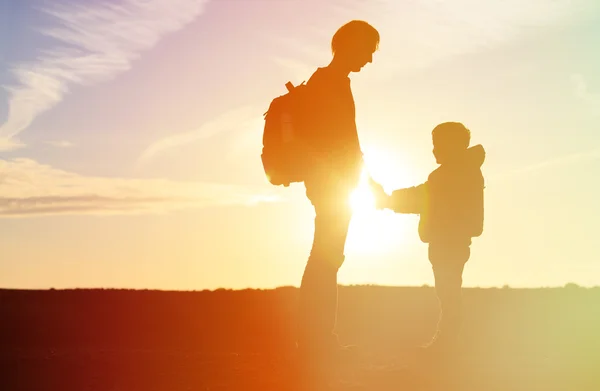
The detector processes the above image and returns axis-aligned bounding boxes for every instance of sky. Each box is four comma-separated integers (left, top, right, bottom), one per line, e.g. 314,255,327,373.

0,0,599,290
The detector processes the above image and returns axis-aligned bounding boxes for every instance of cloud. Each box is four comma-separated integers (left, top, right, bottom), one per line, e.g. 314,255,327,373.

492,147,600,182
0,0,210,151
519,148,600,174
492,73,599,181
0,138,26,152
137,105,261,166
0,158,279,218
44,140,74,148
270,0,593,80
571,74,600,116
377,0,591,55
271,57,317,85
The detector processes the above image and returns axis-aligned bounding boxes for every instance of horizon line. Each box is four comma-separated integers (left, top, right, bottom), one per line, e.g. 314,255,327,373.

1,283,597,293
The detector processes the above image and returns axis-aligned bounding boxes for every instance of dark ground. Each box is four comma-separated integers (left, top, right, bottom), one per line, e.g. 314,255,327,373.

1,285,599,390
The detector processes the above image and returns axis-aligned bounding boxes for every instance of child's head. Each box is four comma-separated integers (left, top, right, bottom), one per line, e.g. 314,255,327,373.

431,122,471,165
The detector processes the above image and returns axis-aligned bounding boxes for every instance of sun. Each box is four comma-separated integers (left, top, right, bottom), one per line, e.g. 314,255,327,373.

349,173,376,214
344,167,410,258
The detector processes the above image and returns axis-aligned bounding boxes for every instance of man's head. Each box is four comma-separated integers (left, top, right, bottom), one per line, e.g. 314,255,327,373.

331,20,380,73
431,122,471,165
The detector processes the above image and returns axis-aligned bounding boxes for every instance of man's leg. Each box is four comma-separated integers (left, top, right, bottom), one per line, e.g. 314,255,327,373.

427,245,470,348
297,197,352,354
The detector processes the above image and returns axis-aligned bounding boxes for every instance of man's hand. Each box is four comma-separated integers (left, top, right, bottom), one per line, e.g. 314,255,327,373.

368,177,389,210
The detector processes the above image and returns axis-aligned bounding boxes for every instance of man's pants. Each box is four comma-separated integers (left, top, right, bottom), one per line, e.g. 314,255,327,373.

297,191,352,352
428,244,471,342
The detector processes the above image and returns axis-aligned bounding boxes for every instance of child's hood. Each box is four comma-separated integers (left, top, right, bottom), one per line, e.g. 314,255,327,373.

463,144,485,168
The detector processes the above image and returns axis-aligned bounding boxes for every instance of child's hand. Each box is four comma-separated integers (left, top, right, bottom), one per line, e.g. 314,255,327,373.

368,178,389,210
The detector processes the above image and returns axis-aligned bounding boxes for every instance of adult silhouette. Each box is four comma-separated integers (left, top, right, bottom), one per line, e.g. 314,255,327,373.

296,20,379,368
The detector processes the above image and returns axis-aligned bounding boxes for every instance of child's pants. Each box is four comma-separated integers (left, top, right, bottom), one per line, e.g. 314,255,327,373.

428,244,471,342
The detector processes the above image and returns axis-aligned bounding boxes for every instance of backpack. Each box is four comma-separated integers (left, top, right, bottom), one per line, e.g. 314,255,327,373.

261,80,312,187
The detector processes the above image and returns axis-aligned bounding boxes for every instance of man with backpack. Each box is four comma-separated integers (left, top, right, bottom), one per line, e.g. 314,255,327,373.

261,20,380,379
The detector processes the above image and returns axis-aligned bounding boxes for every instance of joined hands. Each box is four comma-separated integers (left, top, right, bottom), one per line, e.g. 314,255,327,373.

367,176,390,210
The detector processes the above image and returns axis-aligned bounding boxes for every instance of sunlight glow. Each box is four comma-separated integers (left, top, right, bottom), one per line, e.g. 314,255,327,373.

349,170,376,214
345,167,410,258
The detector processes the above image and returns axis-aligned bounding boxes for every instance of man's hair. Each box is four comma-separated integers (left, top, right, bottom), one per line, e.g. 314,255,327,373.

432,122,471,149
331,20,380,55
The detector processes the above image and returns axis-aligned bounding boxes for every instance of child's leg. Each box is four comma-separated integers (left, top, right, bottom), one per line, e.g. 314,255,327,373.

428,244,471,345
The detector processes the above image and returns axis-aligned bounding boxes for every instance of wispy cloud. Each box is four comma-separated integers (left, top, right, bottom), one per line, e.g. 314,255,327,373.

0,138,26,152
262,0,385,79
271,57,317,85
571,73,600,116
492,147,600,182
0,0,210,151
0,158,279,218
519,148,600,174
44,140,74,148
270,0,593,80
377,0,591,58
137,105,260,166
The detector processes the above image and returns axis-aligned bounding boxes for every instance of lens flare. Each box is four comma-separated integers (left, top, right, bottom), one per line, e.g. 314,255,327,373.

349,169,376,214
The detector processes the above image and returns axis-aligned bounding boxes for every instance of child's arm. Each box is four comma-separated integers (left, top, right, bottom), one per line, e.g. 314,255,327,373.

387,182,428,214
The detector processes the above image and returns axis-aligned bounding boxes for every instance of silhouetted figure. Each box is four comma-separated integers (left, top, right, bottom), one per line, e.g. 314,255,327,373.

371,122,485,354
295,20,379,370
